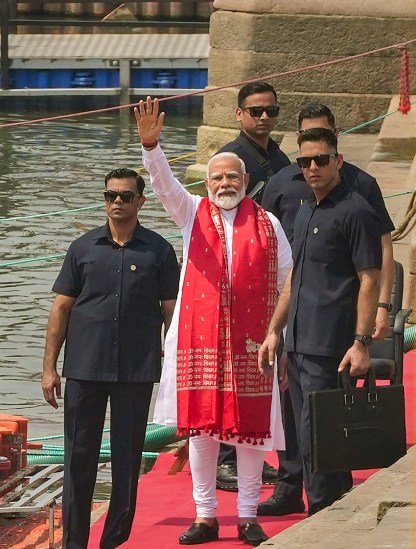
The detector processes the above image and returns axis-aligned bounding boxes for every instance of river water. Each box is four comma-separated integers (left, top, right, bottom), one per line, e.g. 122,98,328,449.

0,98,203,445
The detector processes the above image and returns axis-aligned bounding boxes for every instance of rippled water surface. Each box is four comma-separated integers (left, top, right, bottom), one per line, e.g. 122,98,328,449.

0,99,202,441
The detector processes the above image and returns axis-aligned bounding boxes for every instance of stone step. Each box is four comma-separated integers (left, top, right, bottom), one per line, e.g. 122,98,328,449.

365,97,416,318
264,447,416,549
373,95,416,163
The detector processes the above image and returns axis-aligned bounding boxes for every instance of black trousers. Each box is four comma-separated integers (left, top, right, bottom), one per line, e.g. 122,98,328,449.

62,379,153,549
286,352,352,515
217,389,303,502
272,388,303,500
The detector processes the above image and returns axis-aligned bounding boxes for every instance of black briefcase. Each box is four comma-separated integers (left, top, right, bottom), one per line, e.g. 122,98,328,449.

309,366,407,473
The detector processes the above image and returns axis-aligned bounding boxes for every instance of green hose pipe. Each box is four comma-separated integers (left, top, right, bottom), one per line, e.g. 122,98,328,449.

35,447,111,456
142,425,183,452
27,451,159,465
29,423,181,452
99,425,180,452
404,325,416,352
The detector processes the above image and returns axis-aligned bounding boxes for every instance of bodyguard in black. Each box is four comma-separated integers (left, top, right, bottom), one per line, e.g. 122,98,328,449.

285,180,381,356
218,82,290,201
258,104,394,518
42,168,179,549
262,103,394,340
258,128,382,516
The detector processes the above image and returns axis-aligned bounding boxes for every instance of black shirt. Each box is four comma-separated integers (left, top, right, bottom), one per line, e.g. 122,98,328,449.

53,223,179,382
218,131,290,196
261,161,394,245
284,179,382,358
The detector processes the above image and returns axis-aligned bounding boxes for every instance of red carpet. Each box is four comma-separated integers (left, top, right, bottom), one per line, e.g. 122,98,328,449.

88,351,415,548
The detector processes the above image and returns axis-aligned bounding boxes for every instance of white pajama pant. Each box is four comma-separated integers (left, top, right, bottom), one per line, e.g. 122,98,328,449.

189,433,265,518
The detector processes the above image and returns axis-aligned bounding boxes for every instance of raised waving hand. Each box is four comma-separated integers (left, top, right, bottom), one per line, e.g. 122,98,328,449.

134,96,165,147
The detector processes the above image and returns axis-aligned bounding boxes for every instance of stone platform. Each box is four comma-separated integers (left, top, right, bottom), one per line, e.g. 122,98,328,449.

263,446,416,549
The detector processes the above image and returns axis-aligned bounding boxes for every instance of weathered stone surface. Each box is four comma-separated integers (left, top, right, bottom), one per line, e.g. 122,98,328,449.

262,448,416,548
409,230,416,276
203,89,391,132
405,272,416,323
213,0,416,18
194,124,240,162
184,163,208,184
208,49,413,95
210,11,416,56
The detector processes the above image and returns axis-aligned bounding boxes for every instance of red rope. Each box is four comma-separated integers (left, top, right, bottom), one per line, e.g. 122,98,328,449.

398,46,411,114
1,36,416,128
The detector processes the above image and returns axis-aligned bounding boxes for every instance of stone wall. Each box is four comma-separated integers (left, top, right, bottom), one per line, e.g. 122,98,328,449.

186,0,416,180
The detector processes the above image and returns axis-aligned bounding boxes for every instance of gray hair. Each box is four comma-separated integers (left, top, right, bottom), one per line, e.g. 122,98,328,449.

206,152,246,177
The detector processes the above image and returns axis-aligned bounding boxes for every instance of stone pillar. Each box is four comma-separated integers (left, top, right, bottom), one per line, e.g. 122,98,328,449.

186,0,416,181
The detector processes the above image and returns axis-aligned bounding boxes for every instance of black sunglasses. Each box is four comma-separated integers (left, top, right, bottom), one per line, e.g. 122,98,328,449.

241,105,280,118
104,190,139,203
296,154,338,169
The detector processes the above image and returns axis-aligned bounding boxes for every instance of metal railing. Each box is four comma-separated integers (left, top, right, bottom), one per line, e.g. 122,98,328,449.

0,0,211,90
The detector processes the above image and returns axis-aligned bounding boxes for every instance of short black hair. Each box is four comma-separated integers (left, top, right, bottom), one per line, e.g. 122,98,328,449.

238,82,277,107
298,103,335,130
297,127,338,152
104,168,145,195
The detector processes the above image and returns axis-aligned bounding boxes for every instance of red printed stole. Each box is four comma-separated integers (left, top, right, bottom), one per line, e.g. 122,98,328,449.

176,197,278,444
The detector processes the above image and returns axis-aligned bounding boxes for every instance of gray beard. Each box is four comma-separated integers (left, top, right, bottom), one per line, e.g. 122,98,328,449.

207,188,245,210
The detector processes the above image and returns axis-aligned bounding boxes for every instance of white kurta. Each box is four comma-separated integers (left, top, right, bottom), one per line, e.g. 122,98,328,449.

143,145,293,450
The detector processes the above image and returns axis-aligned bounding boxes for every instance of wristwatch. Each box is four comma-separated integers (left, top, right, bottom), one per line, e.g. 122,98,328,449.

354,334,373,347
378,302,393,312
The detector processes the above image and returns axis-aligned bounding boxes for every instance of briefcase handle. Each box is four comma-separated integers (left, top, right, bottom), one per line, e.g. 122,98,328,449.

339,365,377,405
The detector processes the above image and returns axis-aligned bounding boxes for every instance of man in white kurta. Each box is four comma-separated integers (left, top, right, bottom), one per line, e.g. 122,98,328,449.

135,97,292,547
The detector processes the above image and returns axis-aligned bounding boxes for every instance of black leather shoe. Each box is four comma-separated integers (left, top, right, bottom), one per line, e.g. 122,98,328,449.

237,522,268,547
257,495,305,516
216,462,238,491
217,461,278,491
179,519,219,545
261,461,278,484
